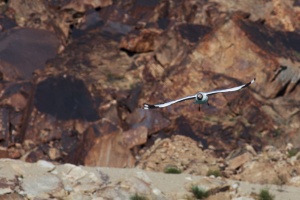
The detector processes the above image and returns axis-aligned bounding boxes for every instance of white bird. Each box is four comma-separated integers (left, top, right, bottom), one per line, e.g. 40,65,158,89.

143,78,255,109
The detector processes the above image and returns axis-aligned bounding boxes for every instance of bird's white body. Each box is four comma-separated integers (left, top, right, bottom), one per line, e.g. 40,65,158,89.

194,92,209,104
143,78,255,109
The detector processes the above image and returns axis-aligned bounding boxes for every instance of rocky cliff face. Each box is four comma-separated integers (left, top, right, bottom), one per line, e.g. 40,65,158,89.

0,0,299,191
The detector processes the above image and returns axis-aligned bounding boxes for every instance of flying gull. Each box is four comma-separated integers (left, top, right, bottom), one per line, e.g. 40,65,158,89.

143,78,255,109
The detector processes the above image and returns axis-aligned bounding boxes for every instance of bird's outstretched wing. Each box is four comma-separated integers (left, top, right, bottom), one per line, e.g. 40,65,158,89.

205,78,255,96
143,95,195,109
143,78,255,109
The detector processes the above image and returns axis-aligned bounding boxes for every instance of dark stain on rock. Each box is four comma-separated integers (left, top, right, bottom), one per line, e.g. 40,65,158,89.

294,0,300,7
118,84,142,112
34,76,99,121
1,84,22,98
236,18,300,61
136,0,160,7
0,107,9,146
157,18,170,30
0,28,59,79
71,9,105,39
0,14,17,31
177,24,212,43
174,116,201,142
62,130,81,164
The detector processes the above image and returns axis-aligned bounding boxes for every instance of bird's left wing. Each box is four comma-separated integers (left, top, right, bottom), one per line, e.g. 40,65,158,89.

143,95,196,109
205,78,255,96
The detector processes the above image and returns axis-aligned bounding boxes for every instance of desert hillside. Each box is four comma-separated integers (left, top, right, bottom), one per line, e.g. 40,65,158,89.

0,0,299,199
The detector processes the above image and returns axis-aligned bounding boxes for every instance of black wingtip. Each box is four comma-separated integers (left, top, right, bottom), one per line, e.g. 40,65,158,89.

241,78,256,89
143,103,159,109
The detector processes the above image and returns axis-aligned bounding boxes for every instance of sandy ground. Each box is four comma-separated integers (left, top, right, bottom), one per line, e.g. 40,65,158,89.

99,167,300,200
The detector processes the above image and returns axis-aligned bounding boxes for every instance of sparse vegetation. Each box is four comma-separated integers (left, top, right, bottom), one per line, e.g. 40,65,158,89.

163,165,182,174
206,169,221,177
106,72,124,82
229,117,235,122
130,193,148,200
203,116,210,121
258,189,274,200
287,148,298,158
190,185,209,199
272,128,281,137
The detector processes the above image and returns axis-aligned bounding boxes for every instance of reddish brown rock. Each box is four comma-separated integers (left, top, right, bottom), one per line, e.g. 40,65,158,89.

226,152,253,170
4,93,27,111
83,126,147,167
61,0,113,12
126,109,170,135
120,28,162,53
0,147,8,158
84,132,135,167
0,0,299,174
122,126,148,149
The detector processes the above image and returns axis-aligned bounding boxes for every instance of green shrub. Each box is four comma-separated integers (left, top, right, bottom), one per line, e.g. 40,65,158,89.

258,189,274,200
206,169,221,177
164,166,182,174
190,185,209,199
288,148,298,158
130,193,148,200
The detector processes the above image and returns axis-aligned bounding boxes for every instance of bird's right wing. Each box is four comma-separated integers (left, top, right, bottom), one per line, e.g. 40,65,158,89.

205,78,255,96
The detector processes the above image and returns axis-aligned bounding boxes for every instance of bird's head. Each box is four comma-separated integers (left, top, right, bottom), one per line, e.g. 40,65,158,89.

196,92,203,101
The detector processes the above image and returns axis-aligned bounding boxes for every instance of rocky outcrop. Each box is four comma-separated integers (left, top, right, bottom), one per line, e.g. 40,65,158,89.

135,135,300,188
0,158,300,200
